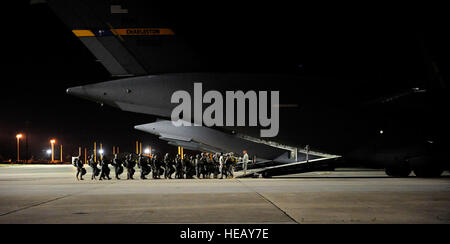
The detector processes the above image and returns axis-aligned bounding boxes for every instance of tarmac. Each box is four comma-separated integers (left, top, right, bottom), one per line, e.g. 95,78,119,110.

0,165,449,224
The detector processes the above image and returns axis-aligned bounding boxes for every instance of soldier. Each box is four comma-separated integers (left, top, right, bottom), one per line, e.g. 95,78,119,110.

213,153,220,178
175,154,184,179
154,155,165,179
151,154,160,179
207,153,213,178
195,154,201,178
137,153,144,179
88,155,100,180
182,154,191,179
111,154,124,180
137,154,151,180
226,153,235,178
219,153,224,179
99,157,112,180
206,153,215,178
124,154,136,180
197,153,204,178
242,150,249,175
164,153,175,179
181,154,186,179
73,157,86,180
151,155,158,179
203,153,209,178
200,153,208,178
220,154,228,179
184,155,195,179
221,154,233,179
163,153,169,178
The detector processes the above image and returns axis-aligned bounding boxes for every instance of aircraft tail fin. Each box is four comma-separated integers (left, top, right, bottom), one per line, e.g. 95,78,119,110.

45,0,188,76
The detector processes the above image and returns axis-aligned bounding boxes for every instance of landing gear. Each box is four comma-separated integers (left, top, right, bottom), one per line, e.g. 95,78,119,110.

261,172,272,178
385,164,444,177
406,154,446,177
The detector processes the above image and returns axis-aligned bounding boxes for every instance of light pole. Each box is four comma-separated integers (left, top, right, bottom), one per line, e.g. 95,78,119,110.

16,134,23,163
50,139,56,162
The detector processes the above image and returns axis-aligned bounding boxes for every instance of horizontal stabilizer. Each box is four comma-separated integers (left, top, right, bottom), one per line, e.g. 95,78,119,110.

115,102,172,117
159,133,192,142
46,0,185,76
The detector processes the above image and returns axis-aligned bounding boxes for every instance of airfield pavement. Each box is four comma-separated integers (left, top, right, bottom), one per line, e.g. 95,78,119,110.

0,165,449,224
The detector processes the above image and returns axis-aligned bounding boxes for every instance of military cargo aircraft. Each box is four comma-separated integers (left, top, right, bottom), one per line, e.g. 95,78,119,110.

38,0,448,177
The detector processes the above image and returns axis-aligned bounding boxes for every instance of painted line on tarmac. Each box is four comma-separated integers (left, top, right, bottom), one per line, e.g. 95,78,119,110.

0,194,74,217
0,181,118,217
235,179,299,224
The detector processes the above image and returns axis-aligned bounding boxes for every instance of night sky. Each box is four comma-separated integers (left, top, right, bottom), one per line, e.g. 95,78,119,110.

1,1,448,161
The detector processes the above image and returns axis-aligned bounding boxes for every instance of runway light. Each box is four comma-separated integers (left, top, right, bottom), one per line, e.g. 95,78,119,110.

379,130,384,134
46,149,52,155
144,148,150,154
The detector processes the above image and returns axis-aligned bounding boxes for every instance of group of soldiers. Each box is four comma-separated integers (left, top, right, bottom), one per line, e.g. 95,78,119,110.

73,152,239,181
